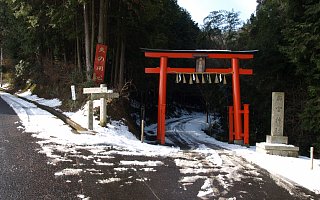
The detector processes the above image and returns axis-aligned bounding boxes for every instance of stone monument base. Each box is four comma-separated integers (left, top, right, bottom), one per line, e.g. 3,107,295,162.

256,142,299,157
266,135,288,144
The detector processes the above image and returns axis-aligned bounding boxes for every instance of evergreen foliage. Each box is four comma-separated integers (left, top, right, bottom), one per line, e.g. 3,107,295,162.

281,0,320,154
0,0,319,155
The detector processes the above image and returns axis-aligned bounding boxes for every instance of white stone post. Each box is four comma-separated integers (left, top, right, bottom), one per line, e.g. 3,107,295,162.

71,85,76,101
88,99,93,130
140,105,145,143
311,147,314,170
141,120,145,143
100,84,107,127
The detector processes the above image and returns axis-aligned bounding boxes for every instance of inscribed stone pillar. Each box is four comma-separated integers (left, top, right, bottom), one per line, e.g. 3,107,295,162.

266,92,288,144
256,92,299,157
271,92,284,136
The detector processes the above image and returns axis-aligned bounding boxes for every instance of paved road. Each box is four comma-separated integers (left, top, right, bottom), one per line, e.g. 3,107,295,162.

164,118,320,200
0,96,79,199
1,94,320,200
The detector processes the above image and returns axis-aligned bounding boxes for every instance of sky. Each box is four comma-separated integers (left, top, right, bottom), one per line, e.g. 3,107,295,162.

177,0,258,26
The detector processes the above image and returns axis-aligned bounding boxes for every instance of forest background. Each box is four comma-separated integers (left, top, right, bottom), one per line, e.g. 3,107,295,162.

0,0,319,157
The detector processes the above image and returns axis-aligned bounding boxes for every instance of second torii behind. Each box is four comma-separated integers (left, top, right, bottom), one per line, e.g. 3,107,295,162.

143,48,258,145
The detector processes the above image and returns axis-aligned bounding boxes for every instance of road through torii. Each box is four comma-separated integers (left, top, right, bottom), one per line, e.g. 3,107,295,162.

143,49,258,145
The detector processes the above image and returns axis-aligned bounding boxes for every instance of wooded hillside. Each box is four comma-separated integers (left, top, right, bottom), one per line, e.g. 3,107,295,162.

0,0,319,156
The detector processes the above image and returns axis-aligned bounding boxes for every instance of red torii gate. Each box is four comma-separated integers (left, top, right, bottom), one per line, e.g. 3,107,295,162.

143,49,257,145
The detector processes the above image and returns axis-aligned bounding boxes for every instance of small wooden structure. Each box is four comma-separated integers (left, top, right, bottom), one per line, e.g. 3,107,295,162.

83,86,119,130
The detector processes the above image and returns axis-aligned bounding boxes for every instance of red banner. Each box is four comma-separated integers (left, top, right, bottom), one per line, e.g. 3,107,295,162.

93,44,107,84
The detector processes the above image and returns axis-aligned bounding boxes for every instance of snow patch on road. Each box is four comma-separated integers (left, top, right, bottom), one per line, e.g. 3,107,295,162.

197,179,215,199
77,194,90,200
97,178,121,184
55,168,83,176
93,160,114,166
84,168,103,175
141,168,157,172
120,160,164,167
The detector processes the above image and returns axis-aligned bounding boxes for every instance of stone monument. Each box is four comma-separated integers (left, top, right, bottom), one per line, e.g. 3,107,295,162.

256,92,299,157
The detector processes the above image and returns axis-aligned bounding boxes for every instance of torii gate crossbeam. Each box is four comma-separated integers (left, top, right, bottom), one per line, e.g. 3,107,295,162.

143,49,258,145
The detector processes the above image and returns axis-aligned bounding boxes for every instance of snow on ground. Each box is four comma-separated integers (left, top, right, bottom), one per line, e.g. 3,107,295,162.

160,114,320,194
18,89,62,107
1,90,320,196
1,91,179,156
0,82,10,90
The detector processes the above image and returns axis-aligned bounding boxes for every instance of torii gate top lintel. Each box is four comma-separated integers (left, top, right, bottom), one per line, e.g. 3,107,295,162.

143,48,258,145
142,48,258,59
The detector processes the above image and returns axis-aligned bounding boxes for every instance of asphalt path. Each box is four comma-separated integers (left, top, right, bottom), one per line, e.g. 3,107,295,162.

0,95,80,199
165,118,320,200
1,94,320,200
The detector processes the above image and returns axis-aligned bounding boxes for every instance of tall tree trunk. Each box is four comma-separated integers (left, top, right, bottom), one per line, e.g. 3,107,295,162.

110,48,116,86
118,37,125,90
76,35,81,71
75,15,82,72
105,0,109,44
83,2,92,81
114,35,121,88
63,46,67,67
98,0,105,44
62,38,67,67
91,0,95,63
74,43,76,67
113,0,121,88
50,48,54,66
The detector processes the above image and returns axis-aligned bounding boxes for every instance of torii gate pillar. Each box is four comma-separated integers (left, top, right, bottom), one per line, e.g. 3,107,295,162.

232,58,242,143
158,57,168,144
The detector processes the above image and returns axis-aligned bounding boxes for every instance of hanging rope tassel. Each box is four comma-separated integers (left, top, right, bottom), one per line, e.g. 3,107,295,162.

223,74,227,85
219,74,222,83
201,74,206,84
214,74,219,83
196,74,200,83
175,73,179,83
189,74,193,84
208,74,212,84
183,74,186,83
